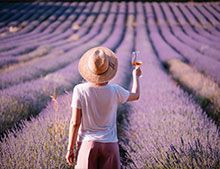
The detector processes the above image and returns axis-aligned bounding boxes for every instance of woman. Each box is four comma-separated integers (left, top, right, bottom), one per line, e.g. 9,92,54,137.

66,46,141,169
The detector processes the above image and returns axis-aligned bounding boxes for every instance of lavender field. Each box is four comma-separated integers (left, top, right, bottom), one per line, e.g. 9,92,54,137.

0,1,220,169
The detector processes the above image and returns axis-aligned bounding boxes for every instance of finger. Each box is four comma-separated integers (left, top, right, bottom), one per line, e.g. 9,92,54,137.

67,160,73,166
68,162,73,167
70,156,74,164
67,157,73,165
66,157,70,163
69,156,73,163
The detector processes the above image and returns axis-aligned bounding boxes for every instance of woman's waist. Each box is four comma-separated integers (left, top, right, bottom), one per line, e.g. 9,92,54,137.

77,128,118,142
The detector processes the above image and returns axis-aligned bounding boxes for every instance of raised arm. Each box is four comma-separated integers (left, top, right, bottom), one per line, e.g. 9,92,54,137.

127,67,142,101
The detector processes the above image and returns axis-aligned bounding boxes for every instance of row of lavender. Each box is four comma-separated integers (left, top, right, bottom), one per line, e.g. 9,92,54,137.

0,1,120,135
0,1,220,168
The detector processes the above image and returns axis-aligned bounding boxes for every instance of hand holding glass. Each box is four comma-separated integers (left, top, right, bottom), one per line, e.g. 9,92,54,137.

131,51,143,77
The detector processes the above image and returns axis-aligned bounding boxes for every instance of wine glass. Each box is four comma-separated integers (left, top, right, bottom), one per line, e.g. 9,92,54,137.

131,50,143,77
131,51,143,67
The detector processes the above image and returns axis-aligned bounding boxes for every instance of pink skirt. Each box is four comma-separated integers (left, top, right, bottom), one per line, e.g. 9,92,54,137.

75,141,120,169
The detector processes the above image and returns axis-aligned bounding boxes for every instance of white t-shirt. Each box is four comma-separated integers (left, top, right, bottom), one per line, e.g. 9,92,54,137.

71,82,130,143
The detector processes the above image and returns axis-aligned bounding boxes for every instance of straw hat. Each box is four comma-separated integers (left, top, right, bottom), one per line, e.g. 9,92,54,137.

78,46,118,83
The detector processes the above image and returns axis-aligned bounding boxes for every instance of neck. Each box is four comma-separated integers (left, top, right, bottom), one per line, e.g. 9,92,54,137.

91,82,108,86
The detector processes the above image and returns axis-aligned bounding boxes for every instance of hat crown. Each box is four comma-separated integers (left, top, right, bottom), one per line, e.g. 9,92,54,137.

78,46,118,83
88,49,109,75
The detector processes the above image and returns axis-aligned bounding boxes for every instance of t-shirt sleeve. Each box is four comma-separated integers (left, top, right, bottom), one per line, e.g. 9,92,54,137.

71,85,82,109
114,84,130,104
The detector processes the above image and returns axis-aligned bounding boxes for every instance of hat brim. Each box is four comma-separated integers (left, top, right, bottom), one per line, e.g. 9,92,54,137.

78,46,118,83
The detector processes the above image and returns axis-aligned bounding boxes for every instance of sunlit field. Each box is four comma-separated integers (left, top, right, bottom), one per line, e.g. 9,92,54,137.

0,1,220,169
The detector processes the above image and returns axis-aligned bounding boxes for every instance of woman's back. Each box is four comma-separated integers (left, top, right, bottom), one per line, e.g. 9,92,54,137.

71,82,129,142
